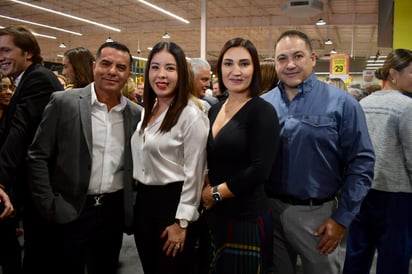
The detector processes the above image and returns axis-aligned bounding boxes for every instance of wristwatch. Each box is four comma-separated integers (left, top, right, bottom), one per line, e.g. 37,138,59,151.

176,219,189,229
212,185,222,203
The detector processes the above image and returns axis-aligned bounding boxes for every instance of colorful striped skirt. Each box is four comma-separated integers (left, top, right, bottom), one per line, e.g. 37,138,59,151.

207,209,273,274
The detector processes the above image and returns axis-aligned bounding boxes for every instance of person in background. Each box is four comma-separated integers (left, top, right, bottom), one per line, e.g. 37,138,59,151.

343,49,412,274
0,74,14,118
261,30,375,274
136,81,144,105
0,73,20,274
326,77,348,91
364,83,382,94
211,79,227,102
121,76,138,104
0,25,64,274
131,41,208,274
190,58,218,107
202,37,280,273
260,59,278,94
56,74,69,90
62,46,95,89
28,41,141,274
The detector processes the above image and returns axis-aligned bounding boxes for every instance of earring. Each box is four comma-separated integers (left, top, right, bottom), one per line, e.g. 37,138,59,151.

392,79,396,85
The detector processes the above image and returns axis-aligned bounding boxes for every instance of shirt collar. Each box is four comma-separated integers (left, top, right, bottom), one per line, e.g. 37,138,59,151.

277,72,317,98
14,71,25,87
91,83,127,111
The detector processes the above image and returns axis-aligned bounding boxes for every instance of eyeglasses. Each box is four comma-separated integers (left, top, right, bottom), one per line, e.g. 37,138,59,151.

0,84,15,92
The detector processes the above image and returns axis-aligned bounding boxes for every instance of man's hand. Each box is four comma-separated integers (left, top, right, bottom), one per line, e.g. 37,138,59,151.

314,218,346,255
0,187,14,219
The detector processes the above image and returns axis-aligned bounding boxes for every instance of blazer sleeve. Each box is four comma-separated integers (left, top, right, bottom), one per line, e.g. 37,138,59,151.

27,92,62,220
0,68,63,190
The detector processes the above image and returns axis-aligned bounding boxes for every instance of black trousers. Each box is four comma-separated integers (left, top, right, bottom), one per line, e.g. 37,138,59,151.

54,190,124,274
134,182,198,274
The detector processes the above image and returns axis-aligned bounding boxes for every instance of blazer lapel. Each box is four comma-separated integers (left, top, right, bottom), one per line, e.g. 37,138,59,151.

79,86,93,156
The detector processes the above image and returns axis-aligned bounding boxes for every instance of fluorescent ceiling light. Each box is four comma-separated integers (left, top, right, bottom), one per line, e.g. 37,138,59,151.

10,0,120,32
368,55,387,59
0,14,82,36
324,39,333,45
316,18,326,25
32,32,56,39
138,0,190,24
366,64,383,67
132,55,148,61
1,25,56,39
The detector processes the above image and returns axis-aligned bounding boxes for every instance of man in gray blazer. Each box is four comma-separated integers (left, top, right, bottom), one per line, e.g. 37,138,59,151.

28,41,142,274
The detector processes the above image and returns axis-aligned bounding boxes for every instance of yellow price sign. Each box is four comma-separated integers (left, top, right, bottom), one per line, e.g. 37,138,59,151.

329,54,350,75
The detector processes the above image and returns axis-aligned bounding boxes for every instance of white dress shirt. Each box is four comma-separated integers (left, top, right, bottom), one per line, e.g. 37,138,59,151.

131,100,209,221
88,85,127,194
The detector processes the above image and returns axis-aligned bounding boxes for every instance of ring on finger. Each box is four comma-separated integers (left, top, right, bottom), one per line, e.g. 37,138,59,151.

175,243,180,249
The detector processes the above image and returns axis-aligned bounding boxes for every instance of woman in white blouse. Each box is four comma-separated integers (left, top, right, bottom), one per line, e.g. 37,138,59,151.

131,41,209,274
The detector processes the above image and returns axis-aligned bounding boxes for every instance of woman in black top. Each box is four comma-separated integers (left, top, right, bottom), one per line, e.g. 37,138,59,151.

202,37,280,274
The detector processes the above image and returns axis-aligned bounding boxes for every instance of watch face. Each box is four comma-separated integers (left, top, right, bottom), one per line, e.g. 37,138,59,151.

213,193,221,202
179,219,189,228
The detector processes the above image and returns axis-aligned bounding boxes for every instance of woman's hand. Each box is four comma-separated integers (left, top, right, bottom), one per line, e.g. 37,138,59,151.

161,223,187,257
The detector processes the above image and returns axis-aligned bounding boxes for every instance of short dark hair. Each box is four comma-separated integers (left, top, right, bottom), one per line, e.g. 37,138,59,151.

275,30,313,53
96,41,132,67
0,25,43,64
216,37,261,97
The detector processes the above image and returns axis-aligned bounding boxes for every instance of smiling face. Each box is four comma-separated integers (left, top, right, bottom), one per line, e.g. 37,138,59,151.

0,34,33,78
148,49,178,101
93,46,131,96
193,66,211,98
0,76,14,108
275,35,316,93
221,46,254,95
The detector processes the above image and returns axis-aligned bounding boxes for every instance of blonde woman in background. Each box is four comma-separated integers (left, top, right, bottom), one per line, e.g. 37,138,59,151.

121,76,138,104
326,77,348,91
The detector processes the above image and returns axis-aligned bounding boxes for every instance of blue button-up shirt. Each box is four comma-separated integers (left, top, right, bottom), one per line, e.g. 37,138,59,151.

261,73,375,227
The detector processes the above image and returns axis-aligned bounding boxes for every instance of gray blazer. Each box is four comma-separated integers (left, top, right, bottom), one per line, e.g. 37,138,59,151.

28,84,142,233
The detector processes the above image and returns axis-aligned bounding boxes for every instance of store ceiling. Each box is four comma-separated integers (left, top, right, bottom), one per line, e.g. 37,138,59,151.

0,0,393,73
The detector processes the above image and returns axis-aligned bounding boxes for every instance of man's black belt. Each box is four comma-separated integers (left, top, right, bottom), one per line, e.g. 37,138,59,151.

272,195,335,206
85,190,123,207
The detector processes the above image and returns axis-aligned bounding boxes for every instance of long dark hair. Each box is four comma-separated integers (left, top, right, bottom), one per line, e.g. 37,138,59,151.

216,37,261,97
140,41,189,134
64,47,95,88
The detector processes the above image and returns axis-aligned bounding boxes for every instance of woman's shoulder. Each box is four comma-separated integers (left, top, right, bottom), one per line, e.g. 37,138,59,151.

249,97,277,113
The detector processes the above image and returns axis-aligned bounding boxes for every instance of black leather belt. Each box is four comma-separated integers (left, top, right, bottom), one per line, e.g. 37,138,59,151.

272,195,335,206
85,190,123,207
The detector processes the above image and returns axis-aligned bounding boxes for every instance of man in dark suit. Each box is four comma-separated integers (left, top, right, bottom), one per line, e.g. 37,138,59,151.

0,25,64,274
28,41,142,274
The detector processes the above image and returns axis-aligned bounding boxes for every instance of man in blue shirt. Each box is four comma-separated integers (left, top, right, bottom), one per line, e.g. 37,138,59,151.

261,30,375,274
